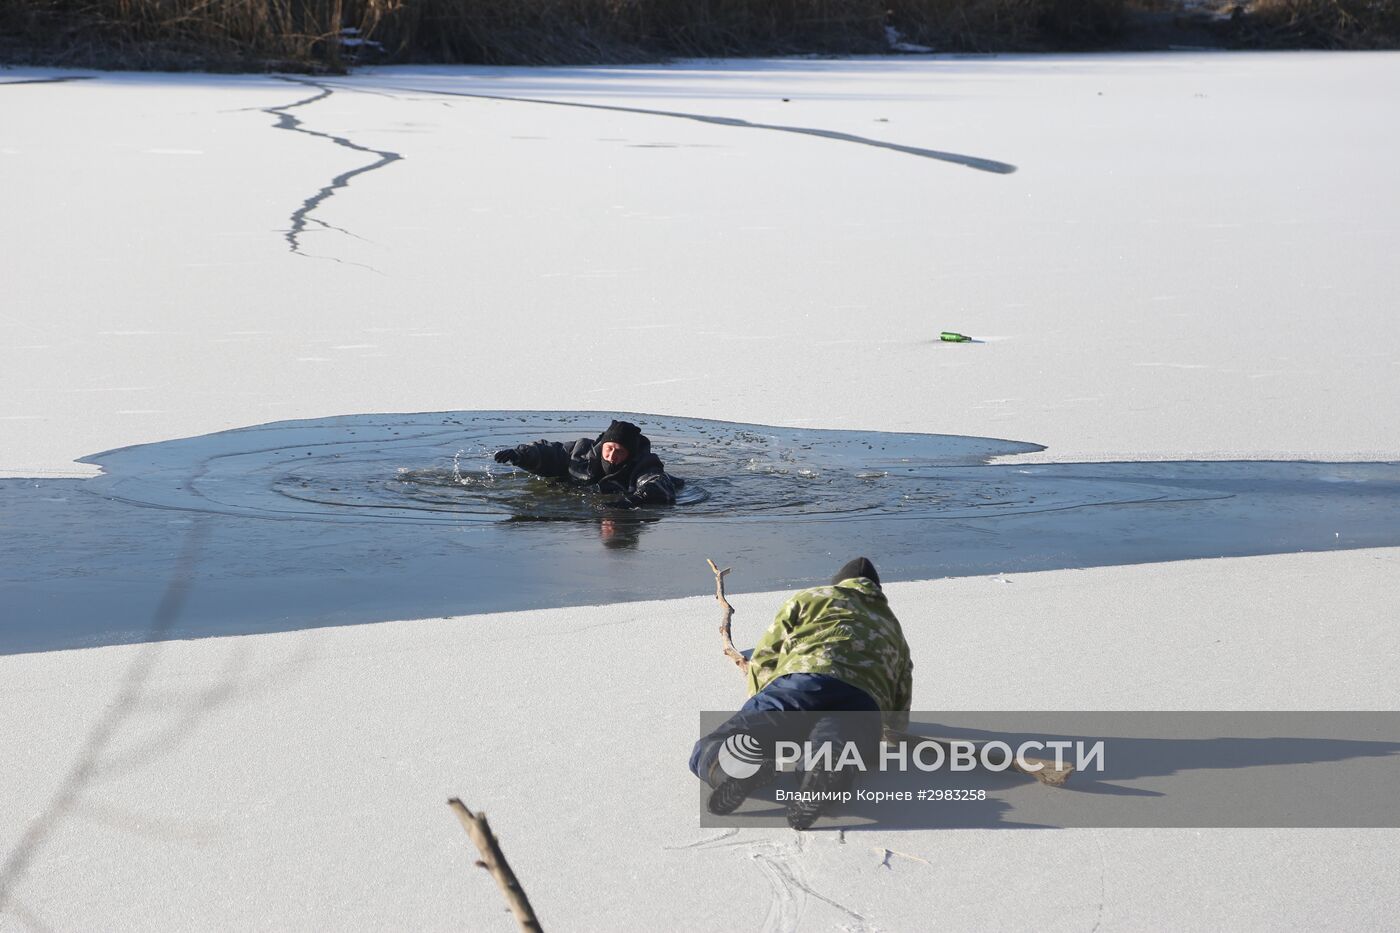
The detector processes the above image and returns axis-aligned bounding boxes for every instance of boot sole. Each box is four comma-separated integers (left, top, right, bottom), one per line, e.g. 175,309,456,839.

707,767,777,816
786,769,848,831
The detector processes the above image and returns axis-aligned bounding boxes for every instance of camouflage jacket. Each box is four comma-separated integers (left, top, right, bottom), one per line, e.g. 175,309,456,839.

746,577,913,727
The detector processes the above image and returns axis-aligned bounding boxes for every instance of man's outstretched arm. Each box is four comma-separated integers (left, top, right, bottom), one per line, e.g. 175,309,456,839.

493,438,578,478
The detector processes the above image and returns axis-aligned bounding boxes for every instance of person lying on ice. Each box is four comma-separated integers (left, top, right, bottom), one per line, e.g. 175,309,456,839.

689,557,913,830
492,419,679,508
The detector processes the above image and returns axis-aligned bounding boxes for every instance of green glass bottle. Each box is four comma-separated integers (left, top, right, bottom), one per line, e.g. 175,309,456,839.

940,331,971,342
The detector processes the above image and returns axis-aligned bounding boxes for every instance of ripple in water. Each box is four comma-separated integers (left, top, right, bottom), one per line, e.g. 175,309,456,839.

82,410,1055,524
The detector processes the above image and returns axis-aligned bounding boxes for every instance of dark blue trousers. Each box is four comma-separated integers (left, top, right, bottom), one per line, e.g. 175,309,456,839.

690,673,882,784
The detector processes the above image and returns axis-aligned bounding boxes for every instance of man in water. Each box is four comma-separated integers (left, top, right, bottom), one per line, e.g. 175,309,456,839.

689,557,913,830
492,419,679,508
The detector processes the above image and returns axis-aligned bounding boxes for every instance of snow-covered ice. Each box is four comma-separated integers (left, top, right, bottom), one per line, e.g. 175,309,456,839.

2,53,1399,930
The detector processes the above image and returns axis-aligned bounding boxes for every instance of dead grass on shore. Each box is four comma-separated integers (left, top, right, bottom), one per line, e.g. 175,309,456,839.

0,0,1395,72
0,0,391,71
891,0,1127,51
1244,0,1400,48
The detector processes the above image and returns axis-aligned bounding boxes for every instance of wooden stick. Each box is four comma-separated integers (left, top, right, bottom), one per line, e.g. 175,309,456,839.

448,798,544,933
882,729,1074,786
706,558,749,673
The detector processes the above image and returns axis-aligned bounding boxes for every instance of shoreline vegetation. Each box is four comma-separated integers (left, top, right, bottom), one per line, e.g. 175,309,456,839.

0,0,1397,73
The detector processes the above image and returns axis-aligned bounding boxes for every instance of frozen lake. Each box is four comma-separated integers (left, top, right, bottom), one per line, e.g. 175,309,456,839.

3,54,1399,932
4,54,1399,479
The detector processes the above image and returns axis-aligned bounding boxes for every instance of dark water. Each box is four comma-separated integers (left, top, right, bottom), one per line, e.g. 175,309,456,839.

2,411,1397,655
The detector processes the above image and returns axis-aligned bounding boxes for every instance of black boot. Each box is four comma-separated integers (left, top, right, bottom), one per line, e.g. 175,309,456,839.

706,758,777,816
786,767,851,831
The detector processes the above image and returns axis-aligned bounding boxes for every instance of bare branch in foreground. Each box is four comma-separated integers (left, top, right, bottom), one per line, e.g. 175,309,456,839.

448,799,543,933
706,558,749,673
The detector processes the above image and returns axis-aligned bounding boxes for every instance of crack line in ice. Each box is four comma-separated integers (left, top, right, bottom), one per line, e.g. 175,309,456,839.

752,842,873,933
319,79,1018,175
663,828,743,850
261,78,403,270
307,214,378,245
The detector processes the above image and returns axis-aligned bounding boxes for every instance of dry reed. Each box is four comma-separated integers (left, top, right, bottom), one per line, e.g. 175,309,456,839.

0,0,1395,71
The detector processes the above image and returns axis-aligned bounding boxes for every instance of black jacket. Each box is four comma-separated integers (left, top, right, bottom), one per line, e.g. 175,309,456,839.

505,431,679,505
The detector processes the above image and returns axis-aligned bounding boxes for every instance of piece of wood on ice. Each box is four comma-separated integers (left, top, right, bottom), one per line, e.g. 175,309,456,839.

448,798,544,933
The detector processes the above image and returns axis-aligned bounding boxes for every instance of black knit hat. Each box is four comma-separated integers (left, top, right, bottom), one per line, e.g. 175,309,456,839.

832,557,880,586
598,419,643,455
